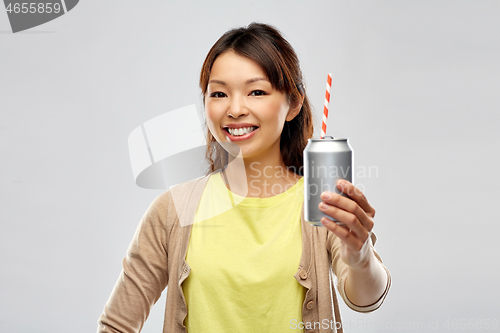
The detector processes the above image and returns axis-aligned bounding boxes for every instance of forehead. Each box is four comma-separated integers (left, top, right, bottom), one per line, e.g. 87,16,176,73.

210,51,268,80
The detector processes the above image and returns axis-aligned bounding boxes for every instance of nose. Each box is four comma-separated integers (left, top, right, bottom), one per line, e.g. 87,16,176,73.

227,95,248,118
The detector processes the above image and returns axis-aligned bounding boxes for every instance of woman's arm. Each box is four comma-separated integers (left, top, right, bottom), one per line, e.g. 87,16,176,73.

343,234,389,307
321,180,391,309
97,192,171,333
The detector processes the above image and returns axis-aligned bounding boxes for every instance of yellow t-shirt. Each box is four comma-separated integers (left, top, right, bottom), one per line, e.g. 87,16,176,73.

182,171,306,332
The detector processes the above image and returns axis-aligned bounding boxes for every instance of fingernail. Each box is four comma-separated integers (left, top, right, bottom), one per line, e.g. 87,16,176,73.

337,179,344,186
321,192,331,200
321,218,330,225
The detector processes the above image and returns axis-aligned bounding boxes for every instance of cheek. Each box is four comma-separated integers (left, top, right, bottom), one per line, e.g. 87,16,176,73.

205,103,222,140
266,99,290,125
205,100,220,121
205,107,214,126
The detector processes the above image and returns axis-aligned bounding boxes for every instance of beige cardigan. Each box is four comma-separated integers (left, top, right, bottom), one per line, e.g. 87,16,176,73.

97,172,391,333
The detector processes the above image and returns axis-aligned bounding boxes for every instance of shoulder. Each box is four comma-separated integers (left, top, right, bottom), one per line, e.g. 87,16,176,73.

147,173,213,228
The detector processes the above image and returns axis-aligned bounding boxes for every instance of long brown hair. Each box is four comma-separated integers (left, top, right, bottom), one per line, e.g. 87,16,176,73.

200,22,314,176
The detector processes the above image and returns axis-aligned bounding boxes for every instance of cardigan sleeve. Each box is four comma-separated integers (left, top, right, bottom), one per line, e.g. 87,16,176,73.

97,191,172,333
328,230,391,313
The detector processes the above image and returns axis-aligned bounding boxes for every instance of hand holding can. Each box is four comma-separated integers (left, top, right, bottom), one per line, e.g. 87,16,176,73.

303,137,353,227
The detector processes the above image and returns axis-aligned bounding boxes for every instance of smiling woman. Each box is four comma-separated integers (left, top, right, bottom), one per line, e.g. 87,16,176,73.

97,22,391,333
205,51,297,165
200,23,313,184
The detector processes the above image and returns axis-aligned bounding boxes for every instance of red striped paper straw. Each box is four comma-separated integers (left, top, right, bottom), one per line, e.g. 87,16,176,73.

320,73,332,139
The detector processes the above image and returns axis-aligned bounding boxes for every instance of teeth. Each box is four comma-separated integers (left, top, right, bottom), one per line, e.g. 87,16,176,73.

228,126,256,136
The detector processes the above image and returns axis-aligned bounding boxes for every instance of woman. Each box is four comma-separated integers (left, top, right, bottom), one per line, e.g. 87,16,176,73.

98,23,391,333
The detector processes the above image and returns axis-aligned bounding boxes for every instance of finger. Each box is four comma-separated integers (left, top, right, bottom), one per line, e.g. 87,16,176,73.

318,201,369,240
320,191,374,233
336,180,376,219
321,217,365,252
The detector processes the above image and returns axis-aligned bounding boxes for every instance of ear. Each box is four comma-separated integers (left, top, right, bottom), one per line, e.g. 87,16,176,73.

286,95,305,122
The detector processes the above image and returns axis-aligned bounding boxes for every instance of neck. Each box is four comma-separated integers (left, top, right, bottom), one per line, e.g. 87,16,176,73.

222,152,301,198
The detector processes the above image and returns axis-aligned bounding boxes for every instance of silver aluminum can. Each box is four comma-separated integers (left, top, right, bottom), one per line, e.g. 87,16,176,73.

303,137,353,227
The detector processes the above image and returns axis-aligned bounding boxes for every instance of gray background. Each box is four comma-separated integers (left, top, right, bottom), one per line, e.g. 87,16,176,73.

1,0,499,332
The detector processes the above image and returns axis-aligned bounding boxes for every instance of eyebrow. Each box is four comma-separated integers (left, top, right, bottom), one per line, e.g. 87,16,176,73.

208,77,269,85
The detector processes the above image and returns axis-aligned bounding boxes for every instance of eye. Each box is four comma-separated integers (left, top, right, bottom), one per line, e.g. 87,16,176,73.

250,90,266,96
210,91,227,98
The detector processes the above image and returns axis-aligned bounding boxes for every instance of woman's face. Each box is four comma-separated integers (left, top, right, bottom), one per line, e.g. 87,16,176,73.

205,51,298,161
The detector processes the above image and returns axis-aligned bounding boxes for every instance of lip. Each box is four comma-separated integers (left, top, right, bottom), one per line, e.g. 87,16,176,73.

223,122,258,129
224,127,259,142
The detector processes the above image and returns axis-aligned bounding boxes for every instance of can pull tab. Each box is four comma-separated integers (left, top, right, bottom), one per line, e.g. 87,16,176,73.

322,136,334,139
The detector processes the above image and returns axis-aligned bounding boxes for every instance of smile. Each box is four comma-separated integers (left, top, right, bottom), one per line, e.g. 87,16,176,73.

226,126,258,136
224,126,259,141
